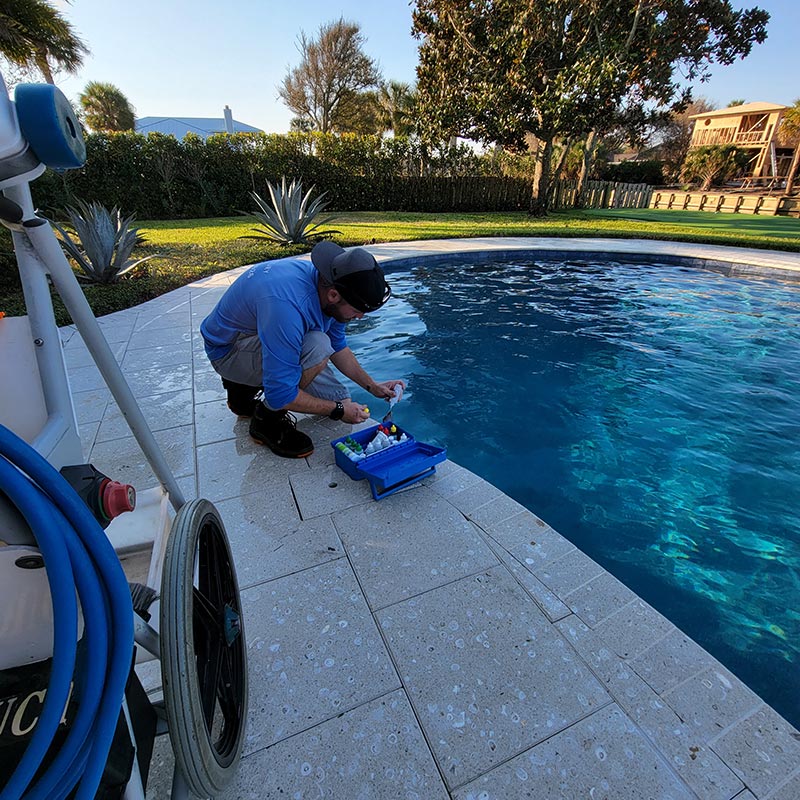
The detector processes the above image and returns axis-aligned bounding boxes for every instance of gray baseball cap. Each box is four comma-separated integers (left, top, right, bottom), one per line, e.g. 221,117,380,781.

311,241,391,313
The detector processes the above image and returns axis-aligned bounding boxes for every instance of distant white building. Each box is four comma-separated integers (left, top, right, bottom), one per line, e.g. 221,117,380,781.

135,105,262,139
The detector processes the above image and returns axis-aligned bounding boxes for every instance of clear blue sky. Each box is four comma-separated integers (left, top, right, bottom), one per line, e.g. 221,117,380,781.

47,0,798,134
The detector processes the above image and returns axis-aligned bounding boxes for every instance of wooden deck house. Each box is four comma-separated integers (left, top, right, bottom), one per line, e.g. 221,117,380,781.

688,102,788,185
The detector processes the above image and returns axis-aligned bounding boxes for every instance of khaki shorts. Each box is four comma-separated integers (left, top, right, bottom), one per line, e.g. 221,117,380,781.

209,330,348,409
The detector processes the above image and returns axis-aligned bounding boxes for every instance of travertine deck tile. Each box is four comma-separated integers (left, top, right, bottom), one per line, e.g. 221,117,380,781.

212,494,347,591
453,704,694,800
565,570,640,627
630,628,717,695
126,326,193,350
427,465,484,498
72,386,111,425
467,493,528,529
446,478,504,516
333,487,497,610
193,397,249,446
663,666,763,744
97,389,193,442
764,772,800,800
218,690,449,800
710,706,800,798
508,525,577,569
534,547,606,597
604,664,744,800
89,424,194,489
377,566,609,788
197,436,307,503
477,508,553,551
240,560,399,754
121,341,191,371
484,536,571,622
590,599,676,660
124,363,193,397
290,464,375,519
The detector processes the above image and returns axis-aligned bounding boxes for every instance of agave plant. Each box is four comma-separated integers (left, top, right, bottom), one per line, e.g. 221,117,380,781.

51,199,157,284
240,177,340,245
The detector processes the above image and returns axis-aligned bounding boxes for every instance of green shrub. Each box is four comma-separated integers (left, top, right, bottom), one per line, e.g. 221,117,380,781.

680,146,749,191
51,200,159,284
28,131,538,218
241,178,340,245
595,159,664,185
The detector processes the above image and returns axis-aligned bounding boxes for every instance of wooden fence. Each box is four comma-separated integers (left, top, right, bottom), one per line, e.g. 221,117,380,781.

379,175,534,212
548,179,653,210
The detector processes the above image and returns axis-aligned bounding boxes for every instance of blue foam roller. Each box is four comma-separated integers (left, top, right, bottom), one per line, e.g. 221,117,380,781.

14,83,86,170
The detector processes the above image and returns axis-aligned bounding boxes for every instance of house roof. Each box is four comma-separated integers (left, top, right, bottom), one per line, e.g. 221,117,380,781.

134,116,263,139
689,102,788,120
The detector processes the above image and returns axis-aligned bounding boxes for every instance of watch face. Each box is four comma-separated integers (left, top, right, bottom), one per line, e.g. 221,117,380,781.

330,401,344,420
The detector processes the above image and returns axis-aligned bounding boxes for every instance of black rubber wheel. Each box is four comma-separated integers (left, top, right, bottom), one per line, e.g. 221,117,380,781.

160,499,248,797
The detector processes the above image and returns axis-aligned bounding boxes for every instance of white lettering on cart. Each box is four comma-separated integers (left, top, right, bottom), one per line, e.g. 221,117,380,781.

11,690,45,736
0,697,18,736
0,682,74,738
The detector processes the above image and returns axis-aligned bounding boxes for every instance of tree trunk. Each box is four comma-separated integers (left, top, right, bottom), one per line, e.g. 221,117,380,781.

34,48,55,84
577,129,598,198
785,145,800,195
552,138,573,180
530,137,553,216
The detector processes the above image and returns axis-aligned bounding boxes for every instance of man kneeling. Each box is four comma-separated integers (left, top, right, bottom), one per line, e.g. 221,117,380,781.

200,240,404,458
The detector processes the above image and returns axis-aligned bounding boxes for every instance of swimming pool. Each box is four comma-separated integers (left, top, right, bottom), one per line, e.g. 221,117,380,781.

347,254,800,728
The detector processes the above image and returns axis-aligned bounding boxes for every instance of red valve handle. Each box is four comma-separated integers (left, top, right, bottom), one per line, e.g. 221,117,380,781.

101,480,136,519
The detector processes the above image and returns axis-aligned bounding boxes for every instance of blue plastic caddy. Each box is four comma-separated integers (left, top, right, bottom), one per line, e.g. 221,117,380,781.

331,424,446,500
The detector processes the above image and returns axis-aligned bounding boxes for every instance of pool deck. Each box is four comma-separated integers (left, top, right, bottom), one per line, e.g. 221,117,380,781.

61,238,800,799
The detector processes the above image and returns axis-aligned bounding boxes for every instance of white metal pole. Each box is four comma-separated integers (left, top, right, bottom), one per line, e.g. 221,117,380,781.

3,183,82,466
20,212,186,510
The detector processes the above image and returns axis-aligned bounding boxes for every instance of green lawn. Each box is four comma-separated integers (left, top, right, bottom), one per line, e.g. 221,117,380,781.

141,209,800,251
3,209,798,325
585,208,800,240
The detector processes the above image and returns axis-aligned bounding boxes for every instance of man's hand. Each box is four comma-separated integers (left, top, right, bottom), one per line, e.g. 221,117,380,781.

343,399,370,424
368,380,406,401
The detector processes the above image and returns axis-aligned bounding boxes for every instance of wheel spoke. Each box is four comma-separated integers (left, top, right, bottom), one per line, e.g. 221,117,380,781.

200,521,229,611
192,586,221,635
198,636,224,728
217,644,241,723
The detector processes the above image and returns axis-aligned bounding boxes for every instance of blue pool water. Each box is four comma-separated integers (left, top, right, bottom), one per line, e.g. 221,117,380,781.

347,255,800,727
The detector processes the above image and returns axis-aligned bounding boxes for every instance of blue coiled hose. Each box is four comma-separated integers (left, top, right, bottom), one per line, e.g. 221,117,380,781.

0,425,134,800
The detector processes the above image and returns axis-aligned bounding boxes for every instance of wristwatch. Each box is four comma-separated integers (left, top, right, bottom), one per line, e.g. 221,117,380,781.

329,400,345,421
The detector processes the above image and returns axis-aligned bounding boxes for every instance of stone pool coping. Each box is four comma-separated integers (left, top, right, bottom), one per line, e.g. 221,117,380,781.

62,236,799,798
362,236,800,281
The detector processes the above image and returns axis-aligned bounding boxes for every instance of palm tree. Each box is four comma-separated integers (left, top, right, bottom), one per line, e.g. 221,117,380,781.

778,99,800,195
377,81,417,137
79,81,135,132
0,0,88,84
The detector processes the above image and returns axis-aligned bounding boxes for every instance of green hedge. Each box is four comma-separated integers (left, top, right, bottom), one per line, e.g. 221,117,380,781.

595,159,664,186
30,131,535,218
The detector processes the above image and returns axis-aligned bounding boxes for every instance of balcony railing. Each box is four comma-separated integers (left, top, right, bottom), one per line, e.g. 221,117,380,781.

691,127,772,147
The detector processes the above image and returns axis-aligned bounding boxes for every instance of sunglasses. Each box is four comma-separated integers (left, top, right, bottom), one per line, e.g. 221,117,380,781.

334,275,392,313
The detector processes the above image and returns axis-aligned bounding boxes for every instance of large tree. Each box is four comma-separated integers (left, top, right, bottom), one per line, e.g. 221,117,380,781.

0,0,88,84
278,18,381,134
330,88,381,134
377,81,418,137
79,81,135,132
412,0,769,212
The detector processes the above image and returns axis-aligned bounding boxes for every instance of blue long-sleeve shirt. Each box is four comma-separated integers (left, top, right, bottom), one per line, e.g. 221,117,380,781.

200,257,347,409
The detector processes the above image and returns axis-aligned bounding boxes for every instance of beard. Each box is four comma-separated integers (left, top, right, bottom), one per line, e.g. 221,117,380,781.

322,302,355,323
